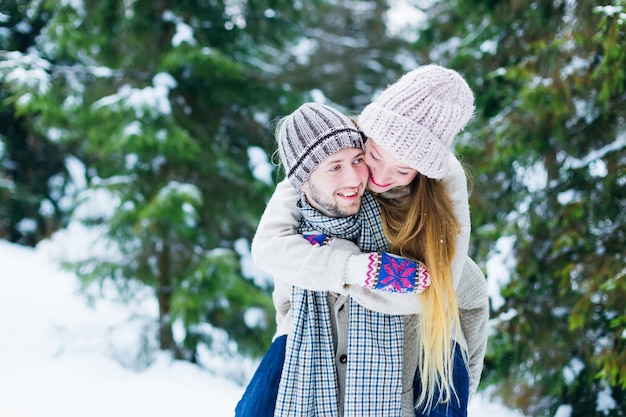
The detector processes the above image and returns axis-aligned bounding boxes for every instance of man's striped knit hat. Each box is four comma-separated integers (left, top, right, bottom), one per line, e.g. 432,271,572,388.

278,102,364,190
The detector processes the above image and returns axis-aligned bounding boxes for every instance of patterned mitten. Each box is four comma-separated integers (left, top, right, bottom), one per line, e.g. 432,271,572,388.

345,252,430,294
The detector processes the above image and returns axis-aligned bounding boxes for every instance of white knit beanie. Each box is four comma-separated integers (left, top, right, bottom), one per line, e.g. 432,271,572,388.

278,102,364,190
358,64,475,179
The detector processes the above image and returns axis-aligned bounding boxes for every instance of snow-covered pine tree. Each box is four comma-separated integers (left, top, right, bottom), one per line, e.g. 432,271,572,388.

0,0,311,360
412,0,626,415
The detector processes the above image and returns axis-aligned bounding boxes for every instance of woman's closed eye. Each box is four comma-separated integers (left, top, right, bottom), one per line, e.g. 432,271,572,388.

369,151,381,162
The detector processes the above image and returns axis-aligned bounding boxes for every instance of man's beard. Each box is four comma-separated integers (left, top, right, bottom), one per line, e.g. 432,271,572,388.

305,181,360,218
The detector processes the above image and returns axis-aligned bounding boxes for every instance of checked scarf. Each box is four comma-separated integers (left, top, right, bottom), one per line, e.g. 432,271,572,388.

274,192,405,417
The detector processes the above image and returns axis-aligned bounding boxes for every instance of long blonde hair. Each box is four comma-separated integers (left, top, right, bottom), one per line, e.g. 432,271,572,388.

376,174,462,411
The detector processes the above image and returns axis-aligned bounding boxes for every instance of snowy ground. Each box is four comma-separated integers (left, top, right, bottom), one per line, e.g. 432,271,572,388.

0,224,524,416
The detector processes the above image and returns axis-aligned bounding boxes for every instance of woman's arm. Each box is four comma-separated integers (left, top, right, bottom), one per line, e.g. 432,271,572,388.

442,154,471,290
250,179,355,294
444,156,487,398
251,179,425,315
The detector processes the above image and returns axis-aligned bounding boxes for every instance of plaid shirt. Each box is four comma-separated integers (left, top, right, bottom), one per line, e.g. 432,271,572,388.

274,192,404,417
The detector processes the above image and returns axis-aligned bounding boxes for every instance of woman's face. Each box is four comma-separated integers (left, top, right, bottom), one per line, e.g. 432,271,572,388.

364,138,418,193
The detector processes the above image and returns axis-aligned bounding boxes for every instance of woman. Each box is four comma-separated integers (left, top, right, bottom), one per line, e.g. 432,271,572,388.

241,65,488,416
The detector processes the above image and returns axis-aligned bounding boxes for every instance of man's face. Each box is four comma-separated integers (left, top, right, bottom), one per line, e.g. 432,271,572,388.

300,147,369,217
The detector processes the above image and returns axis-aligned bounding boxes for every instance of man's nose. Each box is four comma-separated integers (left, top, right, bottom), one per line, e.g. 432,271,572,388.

343,165,363,186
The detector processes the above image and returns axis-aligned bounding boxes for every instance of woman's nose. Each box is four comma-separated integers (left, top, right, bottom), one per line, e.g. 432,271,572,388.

374,165,392,182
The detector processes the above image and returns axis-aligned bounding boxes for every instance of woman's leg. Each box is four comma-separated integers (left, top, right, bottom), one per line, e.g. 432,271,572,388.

235,335,287,417
413,342,470,417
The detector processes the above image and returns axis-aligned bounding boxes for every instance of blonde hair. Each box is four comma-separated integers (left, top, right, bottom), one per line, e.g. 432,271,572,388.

376,174,462,411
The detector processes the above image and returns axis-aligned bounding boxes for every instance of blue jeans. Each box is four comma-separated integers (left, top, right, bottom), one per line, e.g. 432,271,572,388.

235,335,287,417
414,342,469,417
236,336,468,416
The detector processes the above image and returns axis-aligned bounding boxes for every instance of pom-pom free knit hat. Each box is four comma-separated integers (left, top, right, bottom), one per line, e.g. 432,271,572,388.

358,64,475,179
278,102,364,190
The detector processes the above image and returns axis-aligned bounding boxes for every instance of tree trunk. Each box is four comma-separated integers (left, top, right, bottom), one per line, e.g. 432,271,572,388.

156,242,182,359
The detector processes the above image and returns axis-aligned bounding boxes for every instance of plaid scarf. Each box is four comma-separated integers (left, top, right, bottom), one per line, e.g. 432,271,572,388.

274,192,404,417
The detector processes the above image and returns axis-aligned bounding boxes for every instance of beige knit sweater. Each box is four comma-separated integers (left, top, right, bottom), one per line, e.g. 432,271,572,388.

251,155,489,414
